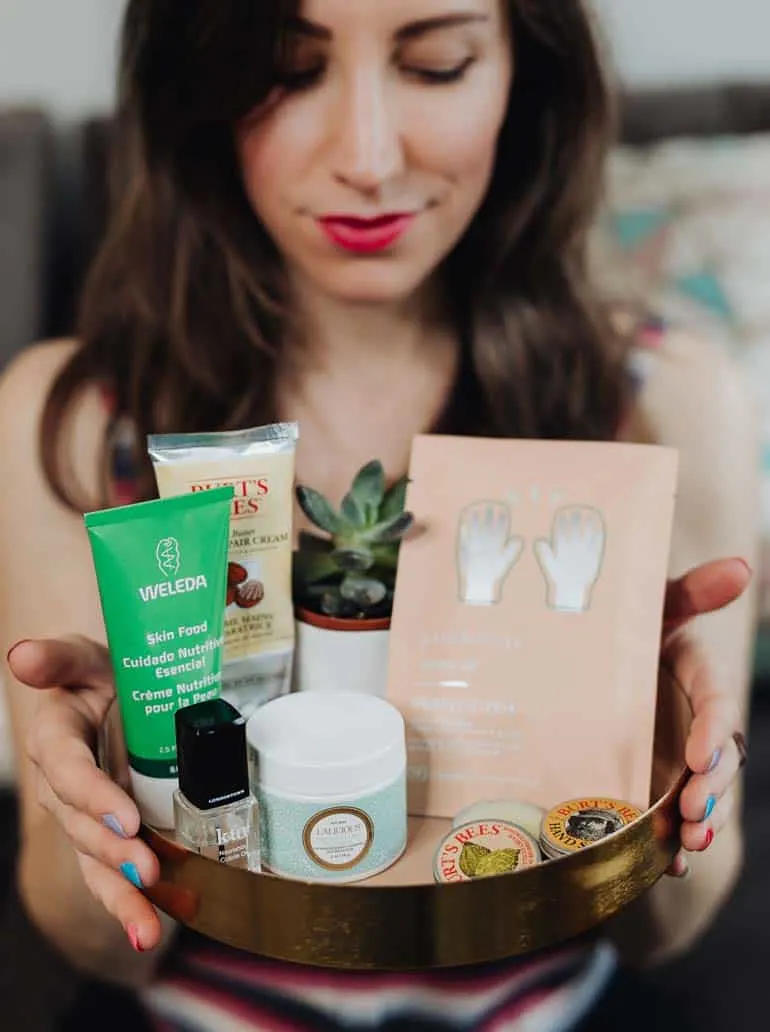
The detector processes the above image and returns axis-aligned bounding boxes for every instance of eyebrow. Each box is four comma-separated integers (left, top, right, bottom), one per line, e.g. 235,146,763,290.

287,13,489,42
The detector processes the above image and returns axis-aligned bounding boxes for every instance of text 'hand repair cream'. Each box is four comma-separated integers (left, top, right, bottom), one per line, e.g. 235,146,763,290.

148,423,298,719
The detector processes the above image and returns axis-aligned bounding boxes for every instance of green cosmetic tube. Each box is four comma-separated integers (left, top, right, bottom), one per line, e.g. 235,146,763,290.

84,487,233,828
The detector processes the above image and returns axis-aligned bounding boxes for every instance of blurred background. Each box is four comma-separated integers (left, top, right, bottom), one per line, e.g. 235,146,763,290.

1,1,769,1029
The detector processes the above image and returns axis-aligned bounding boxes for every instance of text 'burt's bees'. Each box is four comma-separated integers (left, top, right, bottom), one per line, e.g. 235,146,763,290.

149,423,298,720
191,477,269,518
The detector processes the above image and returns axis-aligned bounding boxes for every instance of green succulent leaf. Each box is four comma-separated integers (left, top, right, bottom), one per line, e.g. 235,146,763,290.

331,546,375,572
294,462,408,619
294,550,340,585
380,476,409,521
370,544,400,570
365,511,414,544
341,490,367,529
350,461,385,521
340,576,387,608
295,486,340,535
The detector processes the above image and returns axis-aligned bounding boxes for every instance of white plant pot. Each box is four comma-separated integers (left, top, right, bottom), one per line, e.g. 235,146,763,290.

293,609,391,698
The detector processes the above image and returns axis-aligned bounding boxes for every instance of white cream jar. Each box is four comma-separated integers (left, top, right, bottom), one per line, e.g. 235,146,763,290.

246,691,407,883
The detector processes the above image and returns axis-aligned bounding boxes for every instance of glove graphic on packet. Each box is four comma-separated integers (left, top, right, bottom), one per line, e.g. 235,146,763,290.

456,502,524,606
534,506,606,613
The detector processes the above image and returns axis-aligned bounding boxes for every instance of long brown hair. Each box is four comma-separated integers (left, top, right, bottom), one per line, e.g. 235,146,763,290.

42,0,628,510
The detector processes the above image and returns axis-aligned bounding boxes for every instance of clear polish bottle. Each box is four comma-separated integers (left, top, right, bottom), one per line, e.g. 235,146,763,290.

174,698,261,872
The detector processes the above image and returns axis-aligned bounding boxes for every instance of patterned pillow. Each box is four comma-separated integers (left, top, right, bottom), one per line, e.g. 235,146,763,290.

591,134,770,630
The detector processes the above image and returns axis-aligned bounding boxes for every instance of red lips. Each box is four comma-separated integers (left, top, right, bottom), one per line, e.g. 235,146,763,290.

318,213,415,253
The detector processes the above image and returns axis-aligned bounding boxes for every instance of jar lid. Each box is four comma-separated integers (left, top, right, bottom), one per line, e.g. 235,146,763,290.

452,799,546,843
246,691,406,799
434,820,541,883
540,797,642,857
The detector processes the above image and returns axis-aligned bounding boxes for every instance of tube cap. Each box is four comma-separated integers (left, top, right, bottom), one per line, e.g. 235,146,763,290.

176,699,249,811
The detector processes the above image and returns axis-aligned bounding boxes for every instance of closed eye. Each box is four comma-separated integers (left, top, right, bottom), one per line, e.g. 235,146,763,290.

279,54,477,93
404,56,477,84
279,65,326,92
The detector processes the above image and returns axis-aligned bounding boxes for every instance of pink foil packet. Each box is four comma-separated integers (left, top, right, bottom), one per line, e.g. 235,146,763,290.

387,436,678,819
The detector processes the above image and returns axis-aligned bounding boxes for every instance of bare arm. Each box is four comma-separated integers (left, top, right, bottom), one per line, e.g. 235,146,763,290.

0,342,175,986
611,330,761,963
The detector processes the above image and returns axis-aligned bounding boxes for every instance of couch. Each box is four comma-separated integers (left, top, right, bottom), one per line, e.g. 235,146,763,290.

1,83,770,1030
0,108,52,369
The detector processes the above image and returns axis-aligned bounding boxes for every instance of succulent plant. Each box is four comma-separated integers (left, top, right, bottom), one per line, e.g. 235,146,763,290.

293,460,414,620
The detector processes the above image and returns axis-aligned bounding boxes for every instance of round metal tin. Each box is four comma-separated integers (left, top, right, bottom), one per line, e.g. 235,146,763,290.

434,819,542,883
540,797,643,858
452,800,546,843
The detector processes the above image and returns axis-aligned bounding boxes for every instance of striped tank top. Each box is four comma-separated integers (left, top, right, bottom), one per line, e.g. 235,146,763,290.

106,324,665,1032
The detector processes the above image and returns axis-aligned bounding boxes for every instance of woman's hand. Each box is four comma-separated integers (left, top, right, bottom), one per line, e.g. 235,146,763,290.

661,558,752,877
7,635,163,952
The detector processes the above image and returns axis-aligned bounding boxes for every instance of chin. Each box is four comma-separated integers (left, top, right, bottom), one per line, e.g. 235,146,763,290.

306,259,437,306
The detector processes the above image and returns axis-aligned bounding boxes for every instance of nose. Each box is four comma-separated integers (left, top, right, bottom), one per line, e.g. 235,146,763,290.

331,66,405,194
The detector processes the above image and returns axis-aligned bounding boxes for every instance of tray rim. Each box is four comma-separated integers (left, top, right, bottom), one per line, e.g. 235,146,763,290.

142,761,688,969
140,668,692,969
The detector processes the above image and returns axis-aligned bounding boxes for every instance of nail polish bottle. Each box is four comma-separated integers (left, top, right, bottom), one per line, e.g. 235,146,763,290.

174,699,261,872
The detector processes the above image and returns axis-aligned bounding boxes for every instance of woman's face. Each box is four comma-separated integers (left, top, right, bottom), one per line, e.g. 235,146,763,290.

236,0,513,306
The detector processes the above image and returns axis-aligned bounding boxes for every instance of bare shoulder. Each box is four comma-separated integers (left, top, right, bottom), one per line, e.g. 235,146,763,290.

0,339,106,494
0,337,78,389
0,339,75,450
632,327,757,456
0,338,77,421
634,326,761,575
0,338,110,649
0,338,109,636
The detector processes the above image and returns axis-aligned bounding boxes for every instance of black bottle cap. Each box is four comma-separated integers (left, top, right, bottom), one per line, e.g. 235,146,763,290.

175,699,249,811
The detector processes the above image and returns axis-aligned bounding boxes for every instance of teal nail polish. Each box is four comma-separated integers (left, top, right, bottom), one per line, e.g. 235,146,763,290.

706,748,722,773
702,795,716,821
120,862,143,889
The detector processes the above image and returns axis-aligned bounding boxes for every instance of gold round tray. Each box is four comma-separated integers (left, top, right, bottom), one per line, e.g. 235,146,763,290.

141,668,690,970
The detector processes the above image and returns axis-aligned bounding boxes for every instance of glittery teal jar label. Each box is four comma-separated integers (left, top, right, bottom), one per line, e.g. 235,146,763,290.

258,770,407,883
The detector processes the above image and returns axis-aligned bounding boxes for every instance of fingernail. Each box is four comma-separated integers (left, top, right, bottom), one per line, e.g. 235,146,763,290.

126,923,145,953
706,748,722,773
702,795,716,822
735,557,754,579
733,730,749,769
5,639,31,664
103,815,128,839
120,862,143,889
704,827,715,850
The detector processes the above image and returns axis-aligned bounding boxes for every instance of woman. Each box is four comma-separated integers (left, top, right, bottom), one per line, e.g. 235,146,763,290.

0,1,759,1029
